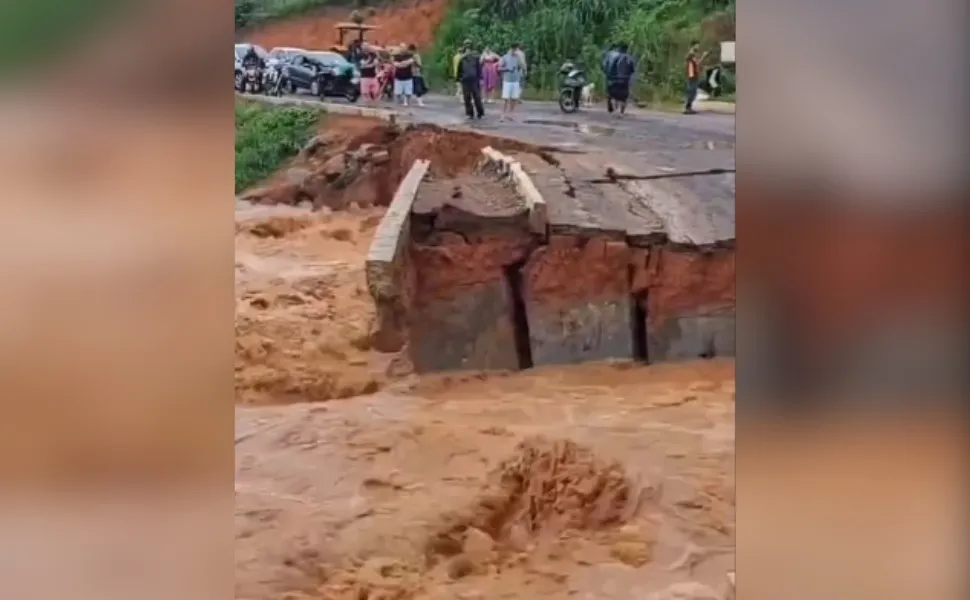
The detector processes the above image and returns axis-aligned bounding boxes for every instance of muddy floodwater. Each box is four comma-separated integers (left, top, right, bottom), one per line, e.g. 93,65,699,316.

236,361,734,600
235,116,735,600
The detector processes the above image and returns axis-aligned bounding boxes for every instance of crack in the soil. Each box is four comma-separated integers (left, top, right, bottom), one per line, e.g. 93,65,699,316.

590,166,736,184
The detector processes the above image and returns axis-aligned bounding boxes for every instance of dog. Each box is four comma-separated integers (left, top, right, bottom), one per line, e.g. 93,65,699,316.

580,82,594,107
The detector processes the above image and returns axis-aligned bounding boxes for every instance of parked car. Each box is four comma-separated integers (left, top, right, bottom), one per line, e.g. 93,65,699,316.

234,43,268,90
279,50,360,102
267,46,306,67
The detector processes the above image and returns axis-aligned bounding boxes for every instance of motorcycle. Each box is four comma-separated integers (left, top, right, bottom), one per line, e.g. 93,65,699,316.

263,63,284,96
242,65,264,94
558,61,587,113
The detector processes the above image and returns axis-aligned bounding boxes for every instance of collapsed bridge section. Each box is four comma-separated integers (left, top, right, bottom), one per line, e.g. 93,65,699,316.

366,146,735,373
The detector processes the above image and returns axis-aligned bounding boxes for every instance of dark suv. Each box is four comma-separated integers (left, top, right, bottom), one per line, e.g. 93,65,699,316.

279,51,360,102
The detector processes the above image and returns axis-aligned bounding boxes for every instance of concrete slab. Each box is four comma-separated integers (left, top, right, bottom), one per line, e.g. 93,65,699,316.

527,299,636,366
365,159,429,351
478,146,548,236
411,175,529,241
607,153,735,247
410,278,521,373
647,311,737,362
521,236,635,367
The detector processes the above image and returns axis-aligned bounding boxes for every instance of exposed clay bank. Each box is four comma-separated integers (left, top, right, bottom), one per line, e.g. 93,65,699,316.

368,146,736,373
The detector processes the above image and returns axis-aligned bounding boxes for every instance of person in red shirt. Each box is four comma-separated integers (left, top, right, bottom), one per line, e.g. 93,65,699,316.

684,42,709,114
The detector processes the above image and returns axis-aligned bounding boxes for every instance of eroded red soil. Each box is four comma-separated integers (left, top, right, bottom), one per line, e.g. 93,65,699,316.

241,0,450,51
240,116,540,212
524,236,632,309
631,247,736,329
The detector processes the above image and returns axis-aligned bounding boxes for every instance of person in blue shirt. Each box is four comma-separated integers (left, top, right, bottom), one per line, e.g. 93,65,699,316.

498,42,525,118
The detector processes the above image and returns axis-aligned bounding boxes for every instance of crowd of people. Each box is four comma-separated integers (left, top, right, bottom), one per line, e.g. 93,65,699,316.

352,36,712,117
355,42,429,107
451,39,528,121
600,39,713,116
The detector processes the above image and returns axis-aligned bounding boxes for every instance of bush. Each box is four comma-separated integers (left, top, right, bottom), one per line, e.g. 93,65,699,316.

235,101,321,193
235,0,257,28
425,0,735,103
235,0,358,29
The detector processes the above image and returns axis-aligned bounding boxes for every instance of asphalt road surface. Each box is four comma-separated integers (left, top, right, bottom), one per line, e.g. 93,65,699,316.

252,89,735,173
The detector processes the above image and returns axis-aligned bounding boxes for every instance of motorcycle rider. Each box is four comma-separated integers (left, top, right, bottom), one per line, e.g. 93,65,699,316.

240,45,267,92
241,45,265,70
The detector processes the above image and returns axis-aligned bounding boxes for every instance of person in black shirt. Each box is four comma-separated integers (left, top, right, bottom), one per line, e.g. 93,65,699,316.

358,51,379,103
241,46,264,69
606,42,635,115
391,46,415,106
408,43,427,107
456,40,484,119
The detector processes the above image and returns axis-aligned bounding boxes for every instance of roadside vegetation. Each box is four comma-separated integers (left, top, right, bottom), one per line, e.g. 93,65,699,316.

235,101,321,192
424,0,735,104
233,0,735,105
235,0,366,29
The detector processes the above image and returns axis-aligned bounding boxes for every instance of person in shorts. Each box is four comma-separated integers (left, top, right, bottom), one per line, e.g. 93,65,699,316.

391,45,415,106
498,42,524,118
358,51,380,103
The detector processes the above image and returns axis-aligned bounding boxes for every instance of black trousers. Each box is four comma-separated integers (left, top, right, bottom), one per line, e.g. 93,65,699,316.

461,79,484,118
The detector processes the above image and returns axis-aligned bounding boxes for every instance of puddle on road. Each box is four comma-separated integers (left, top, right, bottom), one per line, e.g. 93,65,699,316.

522,119,618,137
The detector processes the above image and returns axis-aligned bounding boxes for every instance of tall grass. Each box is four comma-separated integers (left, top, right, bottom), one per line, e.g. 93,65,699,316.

425,0,735,103
235,101,321,192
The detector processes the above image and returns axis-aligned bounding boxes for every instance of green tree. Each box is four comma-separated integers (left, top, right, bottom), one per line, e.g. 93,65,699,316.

425,0,735,103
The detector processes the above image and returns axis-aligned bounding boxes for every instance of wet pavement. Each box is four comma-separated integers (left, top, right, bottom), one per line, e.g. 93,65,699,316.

395,94,734,166
247,90,735,171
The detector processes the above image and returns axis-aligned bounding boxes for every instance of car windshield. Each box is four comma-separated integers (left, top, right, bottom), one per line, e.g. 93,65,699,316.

307,52,349,67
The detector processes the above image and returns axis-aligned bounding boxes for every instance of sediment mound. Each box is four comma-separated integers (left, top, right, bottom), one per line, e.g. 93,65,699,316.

238,117,545,213
428,436,649,562
309,436,651,599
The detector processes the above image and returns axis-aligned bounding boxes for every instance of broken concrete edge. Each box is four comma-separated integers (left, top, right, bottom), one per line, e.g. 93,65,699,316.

365,158,431,301
479,146,549,237
235,93,398,122
615,178,735,248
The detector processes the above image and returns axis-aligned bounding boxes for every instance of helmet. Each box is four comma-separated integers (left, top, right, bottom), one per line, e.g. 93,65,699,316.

559,61,575,74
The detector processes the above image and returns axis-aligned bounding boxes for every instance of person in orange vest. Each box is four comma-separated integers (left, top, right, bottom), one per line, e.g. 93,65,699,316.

684,42,710,115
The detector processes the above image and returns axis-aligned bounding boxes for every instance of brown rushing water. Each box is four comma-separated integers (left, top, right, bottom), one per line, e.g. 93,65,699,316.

235,360,735,600
235,178,735,600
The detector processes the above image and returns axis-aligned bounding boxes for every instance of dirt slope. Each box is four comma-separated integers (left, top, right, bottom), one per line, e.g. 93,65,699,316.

242,0,449,51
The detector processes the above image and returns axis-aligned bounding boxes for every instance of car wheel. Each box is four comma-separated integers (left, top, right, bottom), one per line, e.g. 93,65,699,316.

234,71,243,92
310,80,320,97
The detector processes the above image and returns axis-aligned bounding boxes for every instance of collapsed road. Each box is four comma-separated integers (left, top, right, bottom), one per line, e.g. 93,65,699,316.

235,99,737,600
367,140,734,373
